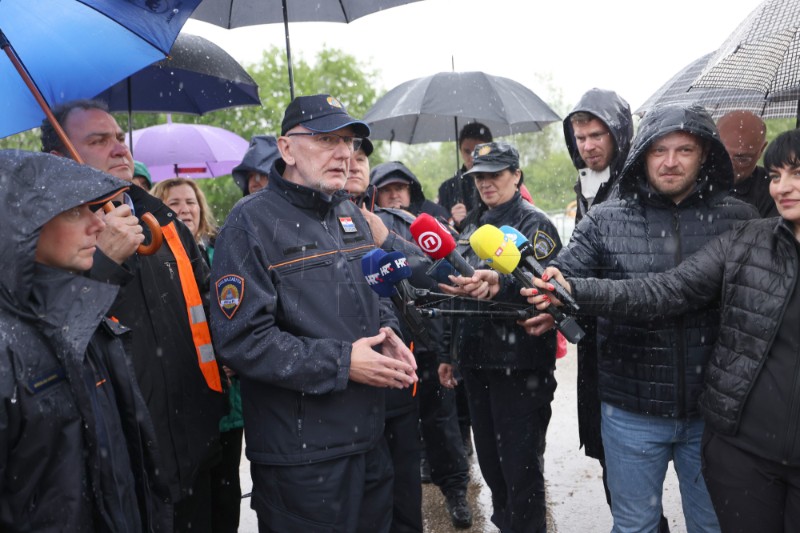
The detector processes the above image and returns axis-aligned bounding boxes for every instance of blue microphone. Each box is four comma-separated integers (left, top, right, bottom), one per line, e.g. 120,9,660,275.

499,225,579,312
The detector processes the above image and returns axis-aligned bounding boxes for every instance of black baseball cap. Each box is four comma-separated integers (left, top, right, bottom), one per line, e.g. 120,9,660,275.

281,94,370,137
464,142,520,174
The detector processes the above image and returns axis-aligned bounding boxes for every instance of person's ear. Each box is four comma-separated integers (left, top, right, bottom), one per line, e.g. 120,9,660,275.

277,136,294,165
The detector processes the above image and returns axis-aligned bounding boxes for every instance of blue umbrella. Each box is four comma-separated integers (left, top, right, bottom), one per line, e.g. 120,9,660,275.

0,0,202,139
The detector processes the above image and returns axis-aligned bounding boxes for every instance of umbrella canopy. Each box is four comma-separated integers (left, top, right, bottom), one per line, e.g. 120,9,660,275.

94,33,261,116
363,71,561,144
0,0,200,139
693,0,800,96
130,117,249,181
190,0,424,99
636,52,799,119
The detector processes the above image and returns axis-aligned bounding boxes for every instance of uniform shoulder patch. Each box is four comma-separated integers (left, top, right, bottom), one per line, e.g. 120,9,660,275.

533,230,557,260
216,275,244,319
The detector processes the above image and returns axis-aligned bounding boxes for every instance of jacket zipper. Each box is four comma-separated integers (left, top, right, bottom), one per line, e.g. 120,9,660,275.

673,208,686,418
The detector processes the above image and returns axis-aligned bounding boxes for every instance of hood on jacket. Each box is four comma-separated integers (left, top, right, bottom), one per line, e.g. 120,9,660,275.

617,104,734,199
232,135,280,195
564,88,633,180
370,161,426,207
0,150,128,314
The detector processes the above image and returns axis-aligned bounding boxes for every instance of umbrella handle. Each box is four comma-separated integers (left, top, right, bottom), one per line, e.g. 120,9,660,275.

102,202,163,256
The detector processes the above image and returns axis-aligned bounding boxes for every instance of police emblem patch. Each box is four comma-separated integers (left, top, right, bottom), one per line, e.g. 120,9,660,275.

339,216,357,233
533,230,557,260
216,275,244,319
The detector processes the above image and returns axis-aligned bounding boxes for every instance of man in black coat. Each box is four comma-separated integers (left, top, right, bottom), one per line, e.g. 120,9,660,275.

0,151,169,531
717,110,778,218
210,95,416,532
42,100,227,532
523,105,758,531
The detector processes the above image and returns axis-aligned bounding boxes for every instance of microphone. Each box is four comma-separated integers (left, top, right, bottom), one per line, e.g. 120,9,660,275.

499,225,579,312
409,213,474,277
469,224,585,344
362,249,434,349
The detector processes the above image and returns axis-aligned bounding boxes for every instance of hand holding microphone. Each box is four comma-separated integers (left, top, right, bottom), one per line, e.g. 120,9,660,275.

469,224,585,343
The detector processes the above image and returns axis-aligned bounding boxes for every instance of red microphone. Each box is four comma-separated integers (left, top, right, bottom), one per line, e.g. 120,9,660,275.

409,214,474,277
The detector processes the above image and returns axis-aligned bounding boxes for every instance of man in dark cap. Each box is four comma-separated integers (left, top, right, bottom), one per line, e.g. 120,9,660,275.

438,122,493,229
210,94,418,532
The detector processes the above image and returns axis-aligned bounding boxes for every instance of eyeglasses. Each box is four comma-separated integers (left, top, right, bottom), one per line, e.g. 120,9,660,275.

286,132,363,152
574,131,609,145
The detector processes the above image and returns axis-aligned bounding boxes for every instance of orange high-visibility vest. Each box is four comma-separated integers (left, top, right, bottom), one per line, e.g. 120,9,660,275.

162,221,222,392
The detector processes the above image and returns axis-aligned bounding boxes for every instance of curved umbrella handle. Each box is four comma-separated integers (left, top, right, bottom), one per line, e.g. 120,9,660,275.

102,202,163,256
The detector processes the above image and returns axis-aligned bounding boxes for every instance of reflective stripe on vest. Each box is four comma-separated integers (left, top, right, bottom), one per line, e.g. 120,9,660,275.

162,221,222,392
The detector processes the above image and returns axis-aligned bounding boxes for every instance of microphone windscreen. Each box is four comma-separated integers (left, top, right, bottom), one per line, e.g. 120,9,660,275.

362,248,395,298
469,224,522,275
381,251,413,285
409,213,456,260
499,225,529,248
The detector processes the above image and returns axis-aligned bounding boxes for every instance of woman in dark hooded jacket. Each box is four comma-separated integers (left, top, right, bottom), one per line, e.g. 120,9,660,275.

231,135,280,196
0,151,169,532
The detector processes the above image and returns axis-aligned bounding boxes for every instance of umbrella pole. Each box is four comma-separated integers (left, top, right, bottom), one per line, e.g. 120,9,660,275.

282,0,295,100
127,77,134,158
454,116,463,204
1,30,83,161
1,31,161,255
796,98,800,129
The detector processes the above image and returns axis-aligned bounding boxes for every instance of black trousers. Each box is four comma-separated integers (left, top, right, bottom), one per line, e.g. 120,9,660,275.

418,353,469,495
702,429,800,533
174,465,215,533
210,427,244,533
385,408,423,533
462,367,553,533
252,440,393,533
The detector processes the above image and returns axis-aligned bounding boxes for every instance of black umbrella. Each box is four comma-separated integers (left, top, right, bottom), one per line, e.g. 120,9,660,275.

93,33,261,116
636,52,799,119
691,0,800,124
190,0,424,99
363,71,561,144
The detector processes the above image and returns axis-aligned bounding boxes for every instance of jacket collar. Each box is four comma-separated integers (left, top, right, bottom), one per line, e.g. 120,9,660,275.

270,159,349,215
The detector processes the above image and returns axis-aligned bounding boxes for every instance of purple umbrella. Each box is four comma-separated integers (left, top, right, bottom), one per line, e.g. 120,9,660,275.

130,115,249,182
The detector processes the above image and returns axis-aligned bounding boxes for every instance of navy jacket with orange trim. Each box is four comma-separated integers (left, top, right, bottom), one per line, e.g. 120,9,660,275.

210,160,400,465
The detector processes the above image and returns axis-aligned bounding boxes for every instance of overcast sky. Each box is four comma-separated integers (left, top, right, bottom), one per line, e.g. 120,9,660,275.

185,0,765,115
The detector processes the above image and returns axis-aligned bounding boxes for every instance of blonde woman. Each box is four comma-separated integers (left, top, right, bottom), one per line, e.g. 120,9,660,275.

152,177,243,533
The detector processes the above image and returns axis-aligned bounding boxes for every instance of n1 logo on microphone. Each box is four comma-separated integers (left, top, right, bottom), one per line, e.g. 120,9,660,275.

417,231,443,254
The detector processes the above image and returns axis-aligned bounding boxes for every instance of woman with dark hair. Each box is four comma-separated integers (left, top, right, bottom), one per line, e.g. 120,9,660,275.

440,141,562,533
528,128,800,532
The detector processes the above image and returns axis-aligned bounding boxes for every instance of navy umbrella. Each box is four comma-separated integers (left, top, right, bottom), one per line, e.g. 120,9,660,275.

94,33,261,116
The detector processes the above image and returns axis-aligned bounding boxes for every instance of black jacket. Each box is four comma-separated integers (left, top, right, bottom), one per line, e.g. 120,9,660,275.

731,165,779,218
438,166,479,228
455,193,560,376
0,151,170,531
555,105,759,419
563,88,633,222
89,185,225,502
571,217,799,464
210,161,400,465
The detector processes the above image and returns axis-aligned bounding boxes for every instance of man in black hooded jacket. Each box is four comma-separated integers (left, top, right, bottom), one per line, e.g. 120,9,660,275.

0,151,169,531
561,87,647,524
524,105,758,531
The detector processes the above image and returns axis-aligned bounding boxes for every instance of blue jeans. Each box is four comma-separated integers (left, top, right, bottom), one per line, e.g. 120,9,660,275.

601,403,719,533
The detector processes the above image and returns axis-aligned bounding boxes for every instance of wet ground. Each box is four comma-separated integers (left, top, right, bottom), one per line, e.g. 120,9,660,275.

237,343,688,532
